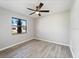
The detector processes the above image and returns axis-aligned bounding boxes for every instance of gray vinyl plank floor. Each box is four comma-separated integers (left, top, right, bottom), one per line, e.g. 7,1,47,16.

0,39,72,58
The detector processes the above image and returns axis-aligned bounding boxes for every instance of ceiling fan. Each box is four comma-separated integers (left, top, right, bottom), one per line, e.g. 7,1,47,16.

27,3,49,16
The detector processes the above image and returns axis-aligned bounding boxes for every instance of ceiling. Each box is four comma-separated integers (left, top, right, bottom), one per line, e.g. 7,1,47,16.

0,0,74,18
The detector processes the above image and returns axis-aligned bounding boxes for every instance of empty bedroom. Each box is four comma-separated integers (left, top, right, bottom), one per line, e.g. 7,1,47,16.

0,0,79,58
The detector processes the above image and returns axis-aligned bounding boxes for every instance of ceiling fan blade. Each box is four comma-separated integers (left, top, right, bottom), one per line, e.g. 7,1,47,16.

39,10,49,12
38,3,44,9
27,8,36,11
29,12,36,15
38,13,41,16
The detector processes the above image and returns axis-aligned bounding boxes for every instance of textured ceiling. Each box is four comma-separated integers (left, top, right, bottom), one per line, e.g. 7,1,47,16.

0,0,74,18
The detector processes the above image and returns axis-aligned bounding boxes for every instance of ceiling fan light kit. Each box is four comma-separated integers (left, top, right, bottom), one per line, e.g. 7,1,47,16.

35,11,40,14
27,2,49,16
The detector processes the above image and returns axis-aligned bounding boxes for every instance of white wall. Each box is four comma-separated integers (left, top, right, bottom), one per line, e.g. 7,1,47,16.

0,7,34,49
70,0,79,57
35,11,70,46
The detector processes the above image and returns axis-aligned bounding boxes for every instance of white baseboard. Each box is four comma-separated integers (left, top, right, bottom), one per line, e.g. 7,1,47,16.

0,37,71,55
69,46,75,58
0,37,33,52
35,37,69,47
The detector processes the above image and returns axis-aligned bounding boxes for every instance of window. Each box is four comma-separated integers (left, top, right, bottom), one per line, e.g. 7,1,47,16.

12,17,27,34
